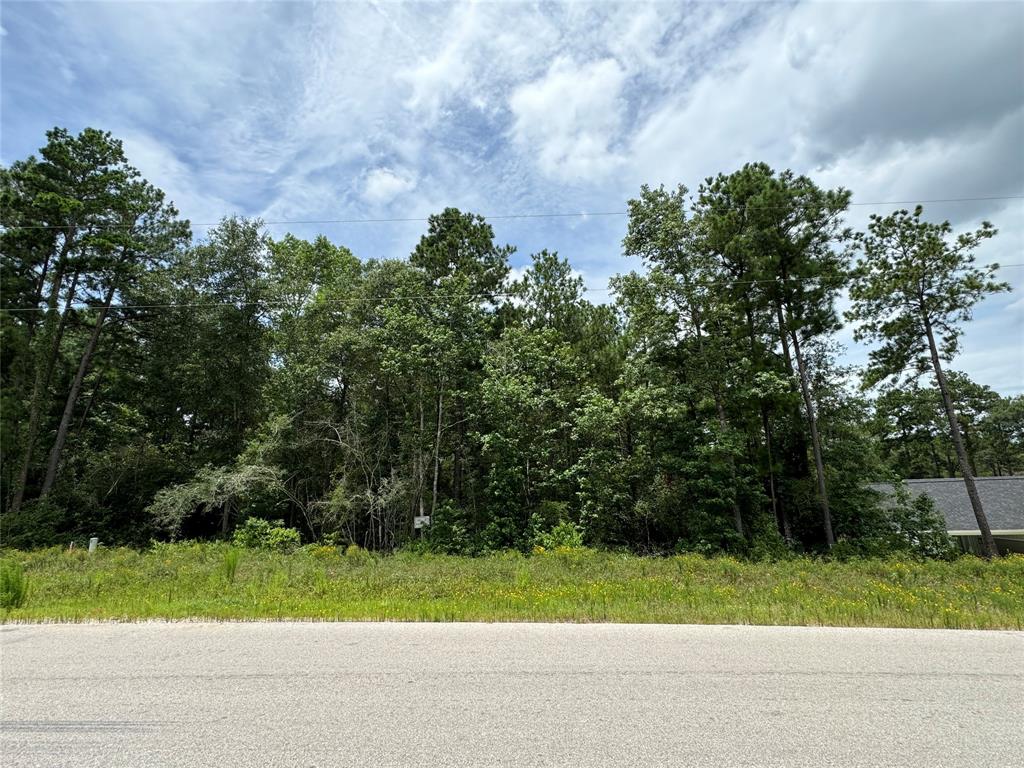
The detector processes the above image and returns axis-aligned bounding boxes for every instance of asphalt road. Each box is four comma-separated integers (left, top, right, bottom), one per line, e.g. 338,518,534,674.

1,622,1022,767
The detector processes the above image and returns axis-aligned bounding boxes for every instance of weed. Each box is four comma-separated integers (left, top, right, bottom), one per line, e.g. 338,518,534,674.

344,543,373,564
1,560,29,610
221,548,242,583
1,545,1021,628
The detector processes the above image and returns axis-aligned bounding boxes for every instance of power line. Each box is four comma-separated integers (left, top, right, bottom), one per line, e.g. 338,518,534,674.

2,263,1021,314
3,195,1022,232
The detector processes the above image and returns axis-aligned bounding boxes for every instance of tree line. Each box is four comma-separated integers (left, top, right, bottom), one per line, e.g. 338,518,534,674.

1,128,1018,556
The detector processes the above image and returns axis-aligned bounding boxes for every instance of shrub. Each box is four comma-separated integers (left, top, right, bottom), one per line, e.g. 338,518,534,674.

344,543,373,563
320,532,345,547
842,483,957,560
147,464,284,539
533,519,585,550
0,500,65,550
747,534,795,562
232,518,301,552
305,544,340,559
828,539,864,562
1,560,29,610
427,502,478,555
888,488,956,559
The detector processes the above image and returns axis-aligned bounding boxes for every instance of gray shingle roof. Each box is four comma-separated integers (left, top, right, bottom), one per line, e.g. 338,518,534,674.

869,477,1024,533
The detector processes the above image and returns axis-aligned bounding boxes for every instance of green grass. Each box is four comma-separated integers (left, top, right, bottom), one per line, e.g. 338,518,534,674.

2,543,1022,628
1,559,29,610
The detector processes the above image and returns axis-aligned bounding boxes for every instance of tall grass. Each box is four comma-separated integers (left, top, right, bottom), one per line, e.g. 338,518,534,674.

1,559,29,610
1,544,1022,628
220,548,241,583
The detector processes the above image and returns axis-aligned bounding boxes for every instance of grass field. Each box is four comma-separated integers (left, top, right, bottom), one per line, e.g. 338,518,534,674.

2,543,1022,628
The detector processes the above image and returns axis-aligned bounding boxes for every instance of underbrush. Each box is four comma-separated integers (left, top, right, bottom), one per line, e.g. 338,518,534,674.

1,544,1021,628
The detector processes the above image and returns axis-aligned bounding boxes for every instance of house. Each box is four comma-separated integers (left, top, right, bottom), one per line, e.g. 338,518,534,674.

870,477,1024,555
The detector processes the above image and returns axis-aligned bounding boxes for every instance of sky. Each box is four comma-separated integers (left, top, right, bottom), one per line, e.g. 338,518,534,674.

1,0,1022,393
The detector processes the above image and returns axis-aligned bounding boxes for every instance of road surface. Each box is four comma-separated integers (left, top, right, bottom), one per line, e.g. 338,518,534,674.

2,622,1022,767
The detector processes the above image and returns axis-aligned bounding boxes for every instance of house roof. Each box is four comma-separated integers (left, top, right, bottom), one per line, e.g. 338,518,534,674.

869,477,1024,534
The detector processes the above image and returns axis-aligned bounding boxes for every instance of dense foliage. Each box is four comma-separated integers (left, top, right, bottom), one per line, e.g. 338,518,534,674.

2,129,1018,555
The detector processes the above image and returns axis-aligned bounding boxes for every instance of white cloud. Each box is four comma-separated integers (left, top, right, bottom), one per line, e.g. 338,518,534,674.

4,0,1020,389
362,168,417,205
118,131,233,227
397,2,561,123
509,57,627,182
626,2,1024,197
398,4,478,121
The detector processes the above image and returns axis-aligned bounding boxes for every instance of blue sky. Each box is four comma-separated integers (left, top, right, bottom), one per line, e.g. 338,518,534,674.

2,1,1022,393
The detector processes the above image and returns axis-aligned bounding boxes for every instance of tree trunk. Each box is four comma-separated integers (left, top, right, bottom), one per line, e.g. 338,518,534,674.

693,301,742,537
788,326,835,548
738,302,791,543
945,446,956,478
430,383,443,516
923,318,998,557
715,400,743,537
10,262,79,514
961,422,979,477
77,360,111,431
761,409,790,542
416,392,426,523
25,250,53,342
775,304,796,378
453,397,465,503
929,442,942,478
40,281,117,498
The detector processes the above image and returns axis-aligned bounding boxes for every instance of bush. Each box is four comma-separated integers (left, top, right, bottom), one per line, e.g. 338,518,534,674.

304,544,340,559
746,533,795,562
1,560,29,610
320,532,346,547
344,543,373,564
841,484,957,560
0,500,66,550
425,502,477,555
828,539,865,562
888,489,956,559
232,518,301,552
532,519,585,550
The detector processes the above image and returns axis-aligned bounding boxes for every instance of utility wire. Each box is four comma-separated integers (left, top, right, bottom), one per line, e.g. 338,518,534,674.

2,195,1023,232
2,263,1022,314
